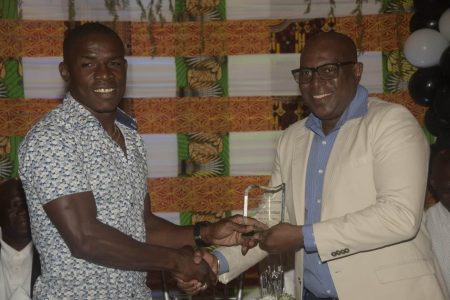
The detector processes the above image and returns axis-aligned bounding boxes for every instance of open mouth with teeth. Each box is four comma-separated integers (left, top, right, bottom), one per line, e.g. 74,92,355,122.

313,93,332,100
94,88,115,93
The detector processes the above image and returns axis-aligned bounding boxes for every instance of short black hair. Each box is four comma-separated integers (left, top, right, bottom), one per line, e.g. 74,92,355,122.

0,178,26,220
63,22,124,61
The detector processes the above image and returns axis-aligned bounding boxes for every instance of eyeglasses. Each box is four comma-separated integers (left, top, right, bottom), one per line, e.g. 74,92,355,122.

291,61,357,84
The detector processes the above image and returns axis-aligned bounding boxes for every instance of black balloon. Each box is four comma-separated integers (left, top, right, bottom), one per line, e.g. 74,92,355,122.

425,107,450,136
410,12,439,32
433,84,450,123
408,66,444,106
413,0,450,18
440,46,450,79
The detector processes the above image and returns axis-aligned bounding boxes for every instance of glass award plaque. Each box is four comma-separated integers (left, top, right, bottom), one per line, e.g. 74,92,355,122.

243,183,292,299
243,183,286,227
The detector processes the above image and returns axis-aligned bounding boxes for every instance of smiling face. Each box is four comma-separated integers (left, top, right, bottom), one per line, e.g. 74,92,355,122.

299,32,363,133
59,32,127,119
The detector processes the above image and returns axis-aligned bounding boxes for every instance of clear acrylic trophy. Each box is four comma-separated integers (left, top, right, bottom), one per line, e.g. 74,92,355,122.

243,183,287,300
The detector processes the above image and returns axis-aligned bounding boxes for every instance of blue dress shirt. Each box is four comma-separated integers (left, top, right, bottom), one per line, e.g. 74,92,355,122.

302,85,368,297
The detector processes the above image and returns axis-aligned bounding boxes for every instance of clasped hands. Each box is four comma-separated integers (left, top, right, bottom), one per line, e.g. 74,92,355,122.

173,220,303,295
171,215,266,292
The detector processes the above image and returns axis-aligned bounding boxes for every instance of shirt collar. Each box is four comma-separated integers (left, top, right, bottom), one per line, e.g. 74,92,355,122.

62,93,136,131
62,92,100,129
306,85,368,135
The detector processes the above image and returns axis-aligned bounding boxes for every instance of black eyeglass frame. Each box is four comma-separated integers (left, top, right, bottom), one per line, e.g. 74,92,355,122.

291,61,357,84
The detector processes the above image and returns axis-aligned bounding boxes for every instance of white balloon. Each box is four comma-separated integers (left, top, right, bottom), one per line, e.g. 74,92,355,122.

439,8,450,41
403,28,449,68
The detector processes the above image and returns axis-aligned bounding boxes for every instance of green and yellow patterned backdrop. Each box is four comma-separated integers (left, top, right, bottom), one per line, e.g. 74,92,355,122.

1,0,433,221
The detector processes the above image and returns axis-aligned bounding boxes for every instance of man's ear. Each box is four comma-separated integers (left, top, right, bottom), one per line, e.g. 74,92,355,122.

59,62,70,82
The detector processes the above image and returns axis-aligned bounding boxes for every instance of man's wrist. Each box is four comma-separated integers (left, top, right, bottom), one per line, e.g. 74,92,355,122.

193,221,211,247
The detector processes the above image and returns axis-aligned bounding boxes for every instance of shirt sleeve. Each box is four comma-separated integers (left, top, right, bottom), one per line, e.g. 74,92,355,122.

303,224,318,252
19,128,90,205
212,249,230,275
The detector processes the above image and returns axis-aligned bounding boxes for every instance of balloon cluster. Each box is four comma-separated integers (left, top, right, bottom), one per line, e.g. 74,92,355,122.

404,0,450,137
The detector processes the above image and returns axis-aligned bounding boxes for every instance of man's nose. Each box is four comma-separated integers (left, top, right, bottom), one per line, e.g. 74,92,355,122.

309,70,323,86
94,63,113,79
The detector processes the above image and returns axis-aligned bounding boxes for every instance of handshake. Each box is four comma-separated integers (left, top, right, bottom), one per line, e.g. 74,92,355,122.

170,214,266,295
170,215,304,295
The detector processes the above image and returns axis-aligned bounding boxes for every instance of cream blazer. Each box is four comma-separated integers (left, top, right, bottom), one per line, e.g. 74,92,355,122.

218,97,448,300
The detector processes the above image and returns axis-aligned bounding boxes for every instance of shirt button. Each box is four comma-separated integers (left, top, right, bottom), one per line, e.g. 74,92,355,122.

322,140,327,145
318,169,323,174
317,261,322,264
317,199,321,203
326,290,331,294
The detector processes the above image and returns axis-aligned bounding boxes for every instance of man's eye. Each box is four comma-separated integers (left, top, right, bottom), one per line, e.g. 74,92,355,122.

110,60,122,66
321,66,335,73
81,63,93,68
300,70,311,76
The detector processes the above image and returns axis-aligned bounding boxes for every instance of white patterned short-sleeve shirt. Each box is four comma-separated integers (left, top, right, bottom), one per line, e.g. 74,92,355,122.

19,94,152,299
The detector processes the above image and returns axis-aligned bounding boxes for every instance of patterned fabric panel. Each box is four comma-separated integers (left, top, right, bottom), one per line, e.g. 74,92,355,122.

176,56,228,97
382,49,416,93
334,13,411,52
0,135,22,180
0,58,23,98
0,14,413,57
0,99,59,136
149,175,270,211
0,92,419,136
178,132,229,177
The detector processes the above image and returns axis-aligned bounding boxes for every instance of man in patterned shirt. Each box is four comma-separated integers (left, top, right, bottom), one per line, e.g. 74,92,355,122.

18,22,263,299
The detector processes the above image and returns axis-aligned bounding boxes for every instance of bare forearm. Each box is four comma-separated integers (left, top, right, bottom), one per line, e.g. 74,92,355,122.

71,219,181,272
145,212,195,248
43,193,211,282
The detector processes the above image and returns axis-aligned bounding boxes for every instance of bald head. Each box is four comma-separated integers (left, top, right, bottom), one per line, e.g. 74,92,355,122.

301,31,357,66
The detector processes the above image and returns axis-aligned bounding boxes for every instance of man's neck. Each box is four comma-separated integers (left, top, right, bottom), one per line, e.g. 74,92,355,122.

2,235,31,252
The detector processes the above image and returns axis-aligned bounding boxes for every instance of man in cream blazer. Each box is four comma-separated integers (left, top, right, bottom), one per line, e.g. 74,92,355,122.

213,32,448,300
